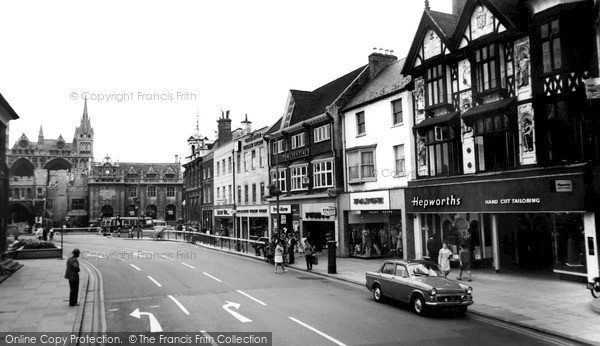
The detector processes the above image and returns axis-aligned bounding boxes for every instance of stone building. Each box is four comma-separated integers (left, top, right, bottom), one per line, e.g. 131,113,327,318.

0,93,19,252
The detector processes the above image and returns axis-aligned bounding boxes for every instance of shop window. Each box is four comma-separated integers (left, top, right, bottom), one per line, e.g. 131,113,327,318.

423,125,461,176
473,113,517,171
314,124,331,143
347,149,376,183
545,100,590,164
129,187,137,198
392,99,403,125
425,64,447,109
290,165,308,191
540,19,562,74
313,160,334,188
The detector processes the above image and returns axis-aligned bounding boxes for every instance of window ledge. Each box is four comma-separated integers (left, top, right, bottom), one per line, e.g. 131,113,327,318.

356,133,366,138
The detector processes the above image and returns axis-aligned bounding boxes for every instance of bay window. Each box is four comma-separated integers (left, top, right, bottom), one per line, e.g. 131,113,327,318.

347,147,376,183
313,160,334,188
474,44,500,93
425,65,447,108
422,125,461,176
473,112,517,171
290,165,308,191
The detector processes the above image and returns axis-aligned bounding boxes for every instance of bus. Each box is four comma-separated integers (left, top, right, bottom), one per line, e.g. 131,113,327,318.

100,216,153,235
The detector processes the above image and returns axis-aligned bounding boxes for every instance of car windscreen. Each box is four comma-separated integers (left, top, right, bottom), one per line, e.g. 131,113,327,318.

408,263,443,277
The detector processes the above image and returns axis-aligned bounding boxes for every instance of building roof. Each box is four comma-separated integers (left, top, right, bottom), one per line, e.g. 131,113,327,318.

0,92,19,120
343,58,410,111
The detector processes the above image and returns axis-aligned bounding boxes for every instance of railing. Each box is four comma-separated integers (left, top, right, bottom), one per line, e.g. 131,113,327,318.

166,230,269,258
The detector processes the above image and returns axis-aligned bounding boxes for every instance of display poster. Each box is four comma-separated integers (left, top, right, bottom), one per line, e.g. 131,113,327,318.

518,103,536,165
514,37,532,100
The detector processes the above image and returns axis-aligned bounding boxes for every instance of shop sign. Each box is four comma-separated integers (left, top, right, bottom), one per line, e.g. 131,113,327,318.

554,180,573,193
282,148,309,162
350,191,390,210
270,205,291,214
235,208,269,214
322,207,337,216
215,209,234,216
484,198,540,205
411,195,462,209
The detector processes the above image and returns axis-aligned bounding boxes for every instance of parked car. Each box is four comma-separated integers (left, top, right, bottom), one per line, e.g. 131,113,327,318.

365,259,473,315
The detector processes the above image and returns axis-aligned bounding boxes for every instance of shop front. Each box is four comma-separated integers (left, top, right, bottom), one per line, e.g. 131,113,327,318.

270,204,293,238
342,190,404,259
214,208,234,236
236,205,269,240
302,200,337,252
405,169,600,282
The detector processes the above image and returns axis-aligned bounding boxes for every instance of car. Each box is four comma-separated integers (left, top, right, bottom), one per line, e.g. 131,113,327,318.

365,259,473,316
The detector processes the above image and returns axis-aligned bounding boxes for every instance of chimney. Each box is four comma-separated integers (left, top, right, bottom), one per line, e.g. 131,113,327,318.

217,110,232,144
368,47,398,79
175,154,179,163
452,0,467,15
241,114,252,134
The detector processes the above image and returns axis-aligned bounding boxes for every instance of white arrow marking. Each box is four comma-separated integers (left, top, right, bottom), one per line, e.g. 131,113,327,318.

130,264,141,271
181,262,195,269
203,272,222,282
147,276,162,287
289,317,347,346
168,295,190,315
222,301,252,323
236,290,267,306
130,308,163,332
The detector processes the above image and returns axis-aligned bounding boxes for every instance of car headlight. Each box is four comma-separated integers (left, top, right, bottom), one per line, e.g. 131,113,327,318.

466,287,472,295
429,288,437,296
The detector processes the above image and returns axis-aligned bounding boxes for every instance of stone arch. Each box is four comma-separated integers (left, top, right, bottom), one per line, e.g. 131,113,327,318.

8,203,33,224
43,158,73,171
101,205,114,217
10,158,35,177
146,204,158,219
165,204,176,221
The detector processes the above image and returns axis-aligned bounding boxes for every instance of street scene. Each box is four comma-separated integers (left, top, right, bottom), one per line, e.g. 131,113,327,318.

2,0,600,345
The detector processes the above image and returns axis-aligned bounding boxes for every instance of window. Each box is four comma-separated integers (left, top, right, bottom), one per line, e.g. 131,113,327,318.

165,173,175,179
272,169,287,192
251,150,256,170
126,173,138,179
222,159,226,176
277,139,285,153
146,173,157,179
129,187,137,198
244,185,249,203
423,124,462,176
167,187,175,197
237,153,241,173
260,182,265,201
243,152,248,171
347,149,376,182
148,186,157,198
71,199,85,210
314,124,331,143
216,187,220,201
313,160,333,188
259,147,264,167
252,183,257,203
356,111,366,135
237,186,242,204
290,165,308,191
474,44,499,93
228,185,232,204
545,100,595,163
392,99,403,125
394,145,405,175
228,157,232,173
216,162,220,177
291,133,305,149
204,185,211,203
473,113,517,171
541,19,562,74
425,65,446,108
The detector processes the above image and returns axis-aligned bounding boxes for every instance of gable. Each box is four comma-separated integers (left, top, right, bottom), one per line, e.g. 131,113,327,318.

280,92,295,130
414,28,452,68
458,3,509,49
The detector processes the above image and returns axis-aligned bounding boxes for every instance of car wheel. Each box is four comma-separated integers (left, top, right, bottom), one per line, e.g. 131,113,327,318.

372,285,383,303
412,295,426,316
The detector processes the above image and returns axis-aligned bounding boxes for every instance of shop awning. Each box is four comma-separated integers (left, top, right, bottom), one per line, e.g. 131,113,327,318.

460,97,516,123
413,111,460,130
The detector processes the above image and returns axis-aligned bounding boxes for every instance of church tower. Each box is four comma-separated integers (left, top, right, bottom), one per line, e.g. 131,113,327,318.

73,99,94,171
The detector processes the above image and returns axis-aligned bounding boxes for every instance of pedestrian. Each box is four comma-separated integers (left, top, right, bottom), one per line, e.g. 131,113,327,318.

305,240,314,271
427,232,441,264
274,240,287,273
49,228,54,241
438,242,453,278
64,248,81,306
396,230,403,257
287,233,296,264
457,242,472,281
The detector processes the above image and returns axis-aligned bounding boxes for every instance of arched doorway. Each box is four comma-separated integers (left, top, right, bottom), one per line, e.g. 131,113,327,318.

126,204,137,217
165,204,176,221
9,158,35,177
146,204,158,219
9,203,33,224
101,205,114,217
43,158,73,171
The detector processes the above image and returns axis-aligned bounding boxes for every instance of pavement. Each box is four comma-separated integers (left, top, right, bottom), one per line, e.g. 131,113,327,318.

1,234,600,346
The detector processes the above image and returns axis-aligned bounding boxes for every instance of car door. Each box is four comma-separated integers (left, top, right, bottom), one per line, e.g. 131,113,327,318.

378,262,396,298
392,264,410,302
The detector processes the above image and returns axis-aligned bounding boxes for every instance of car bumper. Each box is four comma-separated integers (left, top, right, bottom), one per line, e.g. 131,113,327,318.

425,300,473,307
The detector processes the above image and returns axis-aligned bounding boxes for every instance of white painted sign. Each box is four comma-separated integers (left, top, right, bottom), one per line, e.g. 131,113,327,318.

222,301,252,323
555,180,573,192
130,308,163,332
270,205,291,214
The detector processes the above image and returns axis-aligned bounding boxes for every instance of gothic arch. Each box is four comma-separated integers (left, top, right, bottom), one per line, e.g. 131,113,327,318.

101,205,114,217
146,204,158,219
43,158,72,171
8,203,33,224
165,204,176,221
10,158,35,177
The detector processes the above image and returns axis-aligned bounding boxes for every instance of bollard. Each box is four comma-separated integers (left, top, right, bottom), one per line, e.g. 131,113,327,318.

327,240,337,274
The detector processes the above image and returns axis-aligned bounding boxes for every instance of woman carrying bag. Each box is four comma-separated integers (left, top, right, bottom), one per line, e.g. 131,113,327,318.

305,240,314,271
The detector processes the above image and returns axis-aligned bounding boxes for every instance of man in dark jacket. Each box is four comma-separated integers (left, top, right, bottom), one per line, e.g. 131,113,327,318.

64,248,81,306
426,233,441,264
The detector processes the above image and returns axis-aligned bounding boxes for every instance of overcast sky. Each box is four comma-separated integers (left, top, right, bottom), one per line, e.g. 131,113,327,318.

2,0,451,164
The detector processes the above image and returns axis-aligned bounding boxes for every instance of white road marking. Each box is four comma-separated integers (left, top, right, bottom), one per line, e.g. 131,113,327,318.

222,301,252,323
130,264,141,271
236,290,267,306
289,317,347,346
107,308,119,312
149,305,160,308
181,262,195,269
130,308,162,332
167,295,190,315
202,272,222,282
147,276,162,287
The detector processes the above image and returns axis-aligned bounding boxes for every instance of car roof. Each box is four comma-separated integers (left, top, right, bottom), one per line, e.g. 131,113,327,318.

382,259,438,266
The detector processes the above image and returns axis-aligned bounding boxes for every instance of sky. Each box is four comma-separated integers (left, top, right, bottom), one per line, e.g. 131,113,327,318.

2,0,452,164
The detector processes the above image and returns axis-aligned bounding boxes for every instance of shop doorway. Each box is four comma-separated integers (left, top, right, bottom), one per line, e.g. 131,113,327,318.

303,221,333,252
